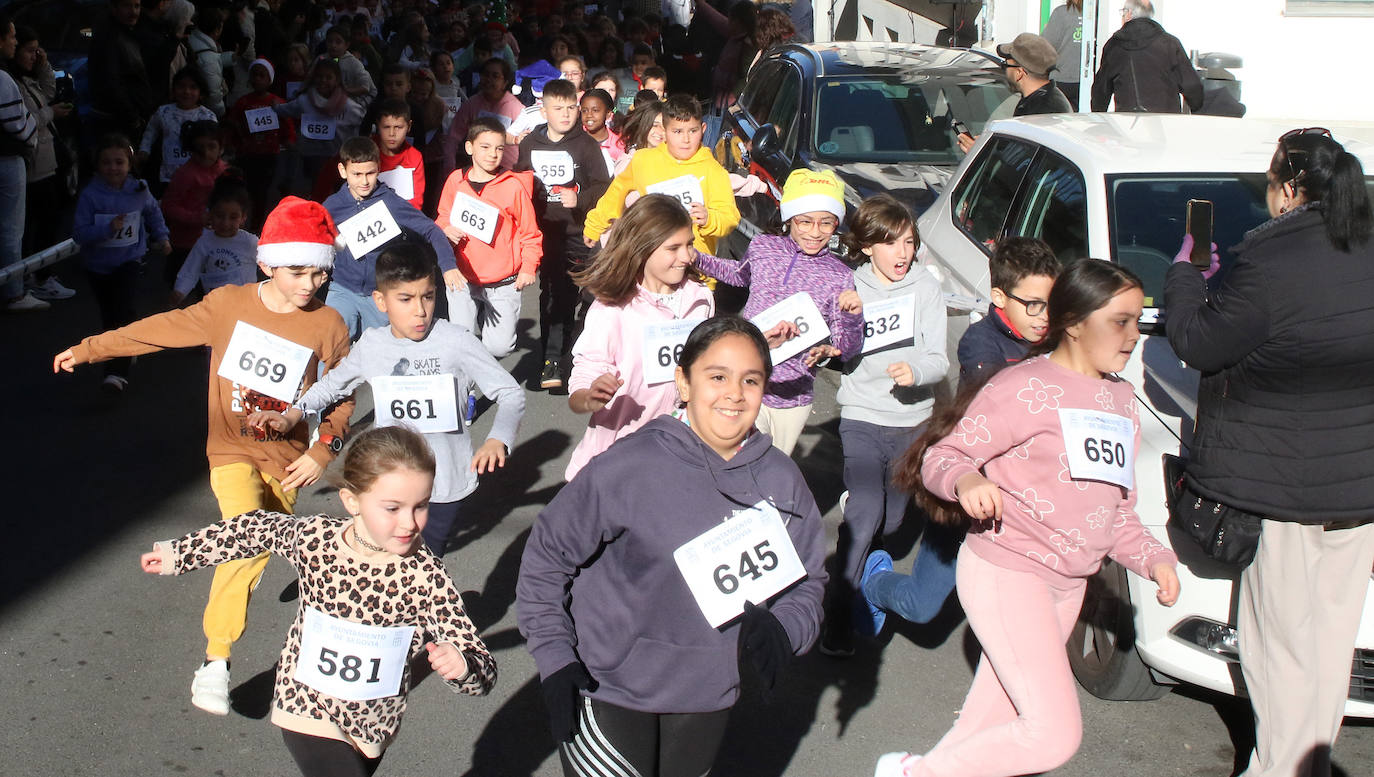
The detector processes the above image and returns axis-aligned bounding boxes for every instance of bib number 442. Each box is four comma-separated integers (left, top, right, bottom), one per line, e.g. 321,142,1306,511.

713,541,779,594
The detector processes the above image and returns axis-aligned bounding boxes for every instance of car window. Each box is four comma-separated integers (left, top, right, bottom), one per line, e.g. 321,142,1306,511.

740,62,784,124
1009,150,1088,265
767,65,803,160
1107,174,1271,307
814,76,1014,164
951,137,1036,252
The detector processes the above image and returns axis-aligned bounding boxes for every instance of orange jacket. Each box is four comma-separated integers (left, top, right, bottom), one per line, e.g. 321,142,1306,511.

435,168,543,284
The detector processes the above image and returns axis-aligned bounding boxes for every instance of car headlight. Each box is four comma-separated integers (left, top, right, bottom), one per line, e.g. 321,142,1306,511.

1170,617,1240,661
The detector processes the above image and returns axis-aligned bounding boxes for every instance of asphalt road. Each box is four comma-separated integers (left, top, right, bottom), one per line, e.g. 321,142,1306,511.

2,261,1371,777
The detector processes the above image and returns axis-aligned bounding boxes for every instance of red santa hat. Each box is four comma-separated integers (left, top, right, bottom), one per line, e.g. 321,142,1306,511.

257,196,339,269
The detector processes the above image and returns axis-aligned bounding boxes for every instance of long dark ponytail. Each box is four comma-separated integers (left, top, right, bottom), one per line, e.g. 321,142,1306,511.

894,259,1142,526
1271,133,1373,252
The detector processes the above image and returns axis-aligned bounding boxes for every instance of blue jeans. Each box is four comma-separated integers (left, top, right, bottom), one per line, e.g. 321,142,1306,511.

325,283,388,340
0,155,27,300
422,499,461,556
863,520,964,624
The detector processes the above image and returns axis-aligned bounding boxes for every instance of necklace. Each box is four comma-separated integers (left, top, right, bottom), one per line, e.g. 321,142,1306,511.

351,525,387,553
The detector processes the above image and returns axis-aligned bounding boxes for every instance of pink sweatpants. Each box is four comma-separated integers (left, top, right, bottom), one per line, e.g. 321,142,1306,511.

912,545,1087,777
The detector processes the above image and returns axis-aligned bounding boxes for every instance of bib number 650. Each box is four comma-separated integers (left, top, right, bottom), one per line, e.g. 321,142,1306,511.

713,541,779,594
1084,438,1126,467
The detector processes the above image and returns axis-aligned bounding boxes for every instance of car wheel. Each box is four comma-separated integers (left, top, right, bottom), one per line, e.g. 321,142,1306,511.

1068,559,1169,701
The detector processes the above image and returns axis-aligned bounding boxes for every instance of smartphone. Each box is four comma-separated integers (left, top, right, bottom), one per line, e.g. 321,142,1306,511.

952,118,970,136
1185,199,1213,268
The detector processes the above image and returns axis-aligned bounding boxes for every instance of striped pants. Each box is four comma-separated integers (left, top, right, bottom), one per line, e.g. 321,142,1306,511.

558,696,731,777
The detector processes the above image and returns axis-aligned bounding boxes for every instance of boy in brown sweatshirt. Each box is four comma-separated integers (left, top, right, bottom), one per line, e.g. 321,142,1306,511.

53,197,355,716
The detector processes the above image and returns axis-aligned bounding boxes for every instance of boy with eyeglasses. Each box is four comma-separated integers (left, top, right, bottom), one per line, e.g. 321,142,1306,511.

957,236,1062,383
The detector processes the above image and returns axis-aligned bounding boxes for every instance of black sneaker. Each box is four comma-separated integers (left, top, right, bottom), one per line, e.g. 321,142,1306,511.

818,623,855,658
540,359,562,389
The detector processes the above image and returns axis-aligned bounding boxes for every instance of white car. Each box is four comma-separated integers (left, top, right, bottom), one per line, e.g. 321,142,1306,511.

916,113,1374,716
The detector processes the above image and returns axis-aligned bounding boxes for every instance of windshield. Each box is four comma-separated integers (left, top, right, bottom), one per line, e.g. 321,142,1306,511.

813,75,1016,165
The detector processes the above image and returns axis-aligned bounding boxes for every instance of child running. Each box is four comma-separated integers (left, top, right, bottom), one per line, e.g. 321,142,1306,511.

518,315,826,777
54,197,356,716
171,175,258,306
692,169,865,455
250,242,526,557
869,259,1180,777
140,425,496,777
562,193,715,480
138,66,218,186
160,120,229,286
819,194,948,657
71,134,171,393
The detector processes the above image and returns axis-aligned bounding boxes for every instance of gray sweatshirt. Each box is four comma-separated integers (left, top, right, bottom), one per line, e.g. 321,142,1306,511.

837,262,949,428
296,320,524,501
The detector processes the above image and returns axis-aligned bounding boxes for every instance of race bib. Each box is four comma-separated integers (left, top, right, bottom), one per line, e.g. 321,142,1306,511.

370,374,460,434
449,193,498,244
531,150,574,185
750,292,831,364
1058,408,1135,489
216,320,313,403
285,80,303,99
95,211,140,248
378,166,415,200
339,200,402,258
506,105,544,136
861,294,915,354
646,174,704,211
293,607,415,701
245,106,279,133
476,110,512,130
641,319,699,386
673,501,807,628
301,115,337,140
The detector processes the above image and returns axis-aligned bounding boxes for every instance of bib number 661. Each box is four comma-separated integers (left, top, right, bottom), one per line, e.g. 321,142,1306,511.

713,541,779,594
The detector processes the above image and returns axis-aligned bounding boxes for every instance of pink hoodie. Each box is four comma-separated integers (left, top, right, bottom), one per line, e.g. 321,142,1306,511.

565,280,716,480
921,355,1177,583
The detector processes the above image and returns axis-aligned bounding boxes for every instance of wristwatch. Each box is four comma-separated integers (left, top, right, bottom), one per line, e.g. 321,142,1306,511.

319,434,345,454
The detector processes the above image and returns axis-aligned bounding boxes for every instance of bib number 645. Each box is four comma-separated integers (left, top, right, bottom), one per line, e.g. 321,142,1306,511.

713,541,779,594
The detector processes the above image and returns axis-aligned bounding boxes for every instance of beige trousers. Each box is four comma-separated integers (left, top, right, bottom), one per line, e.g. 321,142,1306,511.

1239,518,1374,777
755,403,812,456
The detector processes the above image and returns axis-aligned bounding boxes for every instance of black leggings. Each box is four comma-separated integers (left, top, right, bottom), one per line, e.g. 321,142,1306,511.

558,696,731,777
281,729,382,777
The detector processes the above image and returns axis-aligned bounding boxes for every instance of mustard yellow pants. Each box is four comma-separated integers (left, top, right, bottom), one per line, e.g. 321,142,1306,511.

203,462,297,659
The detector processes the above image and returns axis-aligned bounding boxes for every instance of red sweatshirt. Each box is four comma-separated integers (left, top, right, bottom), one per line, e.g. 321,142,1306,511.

377,142,425,211
162,159,229,250
434,168,543,284
229,91,296,157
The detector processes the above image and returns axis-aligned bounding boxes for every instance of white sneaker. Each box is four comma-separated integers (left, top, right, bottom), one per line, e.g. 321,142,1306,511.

191,660,231,715
28,276,75,300
6,291,50,311
839,490,850,515
873,752,920,777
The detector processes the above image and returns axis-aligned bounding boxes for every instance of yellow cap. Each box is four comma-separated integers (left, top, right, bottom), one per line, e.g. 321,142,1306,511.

780,169,845,222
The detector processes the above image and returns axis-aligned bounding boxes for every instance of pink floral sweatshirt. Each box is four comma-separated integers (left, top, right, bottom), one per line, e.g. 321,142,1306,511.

921,355,1177,583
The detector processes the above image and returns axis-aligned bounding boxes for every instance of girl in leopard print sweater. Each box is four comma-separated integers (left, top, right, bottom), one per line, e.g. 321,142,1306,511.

142,426,496,776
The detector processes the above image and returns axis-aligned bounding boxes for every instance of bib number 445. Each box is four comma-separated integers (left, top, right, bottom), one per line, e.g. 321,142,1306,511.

713,541,779,594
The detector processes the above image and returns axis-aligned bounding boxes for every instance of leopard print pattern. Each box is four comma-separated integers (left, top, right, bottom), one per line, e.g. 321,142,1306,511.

170,511,497,746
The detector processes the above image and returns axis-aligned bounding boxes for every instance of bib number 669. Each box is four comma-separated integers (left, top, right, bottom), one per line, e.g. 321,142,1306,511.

713,541,779,594
238,350,287,383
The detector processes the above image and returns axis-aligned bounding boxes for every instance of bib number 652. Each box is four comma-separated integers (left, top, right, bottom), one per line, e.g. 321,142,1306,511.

713,541,779,594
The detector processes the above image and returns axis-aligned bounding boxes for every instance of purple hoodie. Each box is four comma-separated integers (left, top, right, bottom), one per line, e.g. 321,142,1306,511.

516,415,827,713
694,235,865,408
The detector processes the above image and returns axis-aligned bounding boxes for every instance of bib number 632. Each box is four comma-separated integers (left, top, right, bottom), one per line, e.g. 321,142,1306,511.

713,541,779,594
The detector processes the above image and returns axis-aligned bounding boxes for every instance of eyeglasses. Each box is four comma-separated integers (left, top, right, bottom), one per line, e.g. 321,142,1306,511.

791,216,840,233
1278,127,1331,186
561,70,584,77
1004,291,1048,316
1002,59,1022,70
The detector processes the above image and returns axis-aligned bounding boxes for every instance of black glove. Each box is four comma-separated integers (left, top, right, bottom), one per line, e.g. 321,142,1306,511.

737,601,791,691
540,661,597,742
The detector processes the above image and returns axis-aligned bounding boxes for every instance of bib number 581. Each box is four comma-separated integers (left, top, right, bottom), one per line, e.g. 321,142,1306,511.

713,541,779,594
316,647,382,684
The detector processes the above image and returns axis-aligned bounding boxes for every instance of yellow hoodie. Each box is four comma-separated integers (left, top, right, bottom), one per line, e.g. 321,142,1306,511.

583,143,740,254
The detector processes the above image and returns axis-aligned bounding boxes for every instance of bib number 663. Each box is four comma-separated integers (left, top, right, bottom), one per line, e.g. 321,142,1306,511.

713,541,779,594
459,210,487,230
316,647,383,684
238,350,287,383
1084,438,1126,467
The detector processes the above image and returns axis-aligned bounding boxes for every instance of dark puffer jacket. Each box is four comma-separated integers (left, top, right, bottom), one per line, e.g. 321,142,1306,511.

1164,205,1374,523
1090,18,1203,113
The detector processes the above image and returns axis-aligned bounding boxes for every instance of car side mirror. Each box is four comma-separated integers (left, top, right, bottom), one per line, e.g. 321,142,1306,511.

753,124,780,159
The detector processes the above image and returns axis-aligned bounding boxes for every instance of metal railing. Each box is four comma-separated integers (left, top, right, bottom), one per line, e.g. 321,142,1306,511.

0,239,79,288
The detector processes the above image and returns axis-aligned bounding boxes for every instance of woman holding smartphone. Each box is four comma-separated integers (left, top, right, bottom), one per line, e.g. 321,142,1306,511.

1164,128,1374,777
